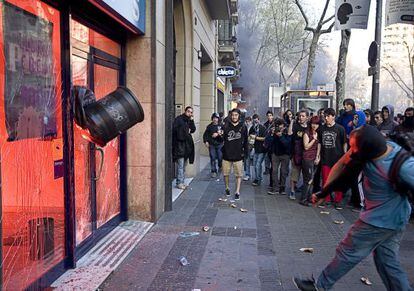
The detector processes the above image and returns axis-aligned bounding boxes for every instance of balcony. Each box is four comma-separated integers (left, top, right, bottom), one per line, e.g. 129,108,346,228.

230,0,238,14
205,0,231,20
218,20,237,64
232,12,239,25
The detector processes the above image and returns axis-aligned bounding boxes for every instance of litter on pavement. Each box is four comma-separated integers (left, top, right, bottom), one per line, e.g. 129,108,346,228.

179,231,200,238
333,220,344,225
299,248,314,253
361,277,372,285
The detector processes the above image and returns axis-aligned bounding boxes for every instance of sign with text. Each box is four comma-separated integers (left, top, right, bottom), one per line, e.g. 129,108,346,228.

3,3,57,141
217,66,236,78
335,0,371,30
89,0,145,34
386,0,414,26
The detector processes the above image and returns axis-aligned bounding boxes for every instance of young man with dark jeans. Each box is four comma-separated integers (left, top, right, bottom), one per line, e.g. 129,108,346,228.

172,106,196,189
221,108,248,200
294,125,413,291
319,108,347,209
267,120,291,195
289,110,309,200
249,114,266,186
203,113,224,178
263,111,274,175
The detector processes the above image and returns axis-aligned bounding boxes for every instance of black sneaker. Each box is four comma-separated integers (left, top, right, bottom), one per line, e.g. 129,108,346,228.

225,189,231,197
252,179,259,186
279,188,286,195
235,193,240,200
292,277,318,291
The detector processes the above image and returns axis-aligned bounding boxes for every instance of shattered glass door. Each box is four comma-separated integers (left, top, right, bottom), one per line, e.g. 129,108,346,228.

0,0,65,289
70,20,121,245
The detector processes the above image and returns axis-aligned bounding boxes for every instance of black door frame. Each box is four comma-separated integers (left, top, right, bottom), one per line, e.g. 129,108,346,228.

12,0,130,289
69,22,127,261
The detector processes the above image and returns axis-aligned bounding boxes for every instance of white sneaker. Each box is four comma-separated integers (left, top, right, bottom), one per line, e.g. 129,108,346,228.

243,176,250,181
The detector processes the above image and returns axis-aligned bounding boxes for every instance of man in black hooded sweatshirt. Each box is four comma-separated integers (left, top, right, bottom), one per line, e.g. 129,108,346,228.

221,108,248,201
378,104,399,137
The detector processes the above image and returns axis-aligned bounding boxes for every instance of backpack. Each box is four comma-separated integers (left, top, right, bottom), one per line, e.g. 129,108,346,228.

389,132,414,201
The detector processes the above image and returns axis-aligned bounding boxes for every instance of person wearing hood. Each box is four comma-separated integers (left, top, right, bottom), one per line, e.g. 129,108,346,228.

394,107,414,134
294,125,413,291
203,113,224,178
337,98,366,138
173,106,196,189
378,104,398,137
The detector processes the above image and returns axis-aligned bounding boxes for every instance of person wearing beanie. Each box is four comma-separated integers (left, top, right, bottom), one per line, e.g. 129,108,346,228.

203,112,224,178
294,125,413,291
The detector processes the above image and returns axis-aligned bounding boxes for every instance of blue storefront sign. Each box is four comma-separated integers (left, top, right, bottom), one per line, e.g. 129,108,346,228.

89,0,145,34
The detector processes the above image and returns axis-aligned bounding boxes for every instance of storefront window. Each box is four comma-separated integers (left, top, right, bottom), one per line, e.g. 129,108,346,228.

0,0,64,289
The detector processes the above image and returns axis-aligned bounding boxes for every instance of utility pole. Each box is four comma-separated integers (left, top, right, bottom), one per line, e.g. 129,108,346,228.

371,0,383,111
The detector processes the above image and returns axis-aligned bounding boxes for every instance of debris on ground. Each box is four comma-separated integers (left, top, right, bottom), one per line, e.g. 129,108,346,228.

218,198,227,202
320,211,330,215
299,248,314,253
233,226,237,229
361,277,372,285
179,231,200,238
230,203,237,208
230,200,236,203
216,179,220,182
202,226,210,232
179,256,189,266
240,208,248,213
333,220,344,225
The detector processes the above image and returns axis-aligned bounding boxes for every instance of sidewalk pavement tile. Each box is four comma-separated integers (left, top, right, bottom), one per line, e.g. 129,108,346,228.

101,166,414,291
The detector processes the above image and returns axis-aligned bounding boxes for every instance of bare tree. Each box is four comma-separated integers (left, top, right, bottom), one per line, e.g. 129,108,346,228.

255,0,311,89
382,40,414,104
294,0,335,89
335,29,351,111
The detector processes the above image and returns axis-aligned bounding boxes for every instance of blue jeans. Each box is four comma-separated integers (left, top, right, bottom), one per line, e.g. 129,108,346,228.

317,219,412,291
244,149,254,177
209,144,223,173
253,152,265,182
176,158,186,185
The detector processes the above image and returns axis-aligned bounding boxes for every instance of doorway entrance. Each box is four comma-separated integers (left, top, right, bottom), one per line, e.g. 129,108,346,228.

70,19,122,252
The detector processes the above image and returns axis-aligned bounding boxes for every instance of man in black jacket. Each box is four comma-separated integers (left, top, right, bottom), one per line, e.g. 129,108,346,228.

222,108,248,200
203,113,224,178
173,106,196,190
